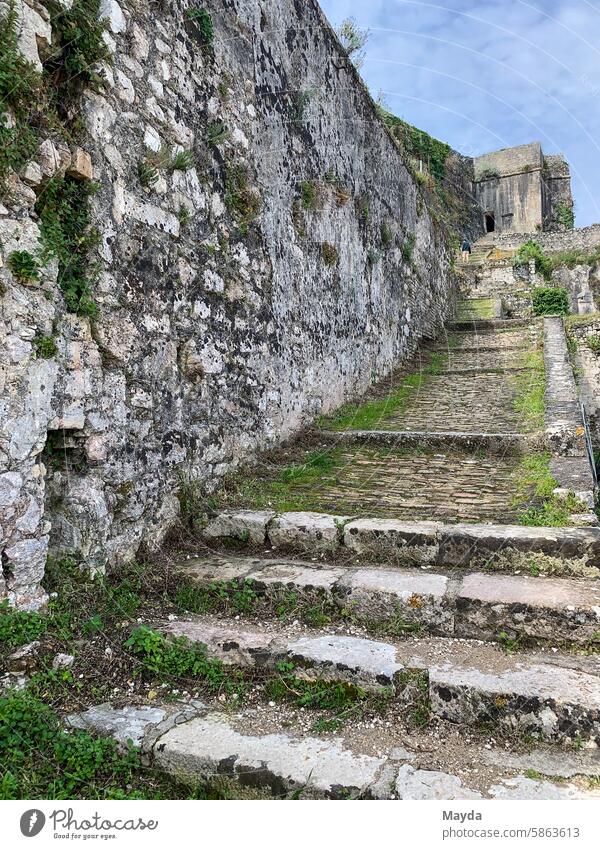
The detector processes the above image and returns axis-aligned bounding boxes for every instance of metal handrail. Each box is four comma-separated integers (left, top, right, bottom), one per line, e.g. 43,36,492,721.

580,399,598,487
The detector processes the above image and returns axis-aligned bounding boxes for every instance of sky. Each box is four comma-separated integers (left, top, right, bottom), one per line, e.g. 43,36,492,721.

319,0,600,227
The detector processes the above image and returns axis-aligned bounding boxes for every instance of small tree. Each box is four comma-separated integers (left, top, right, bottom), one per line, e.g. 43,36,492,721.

336,17,370,69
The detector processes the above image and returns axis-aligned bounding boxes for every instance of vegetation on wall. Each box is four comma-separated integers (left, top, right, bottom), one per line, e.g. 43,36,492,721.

514,240,553,280
0,1,109,315
532,287,570,316
380,109,451,186
0,2,42,189
553,202,575,230
44,0,109,106
35,175,100,318
335,17,369,69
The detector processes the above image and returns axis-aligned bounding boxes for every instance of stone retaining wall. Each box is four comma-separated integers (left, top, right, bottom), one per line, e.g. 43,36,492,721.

0,1,455,607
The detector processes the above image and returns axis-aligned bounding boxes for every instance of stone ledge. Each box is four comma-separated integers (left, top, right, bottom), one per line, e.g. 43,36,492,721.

175,556,600,646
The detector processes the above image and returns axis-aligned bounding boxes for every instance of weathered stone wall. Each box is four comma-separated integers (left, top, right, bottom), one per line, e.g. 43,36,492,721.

473,143,573,235
0,0,455,607
542,154,574,232
566,317,600,447
474,143,543,179
491,225,600,253
474,170,543,235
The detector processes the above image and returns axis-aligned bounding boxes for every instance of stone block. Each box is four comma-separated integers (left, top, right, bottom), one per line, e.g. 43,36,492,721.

201,510,275,546
455,572,600,644
153,713,386,798
395,764,481,800
268,512,346,553
67,703,167,747
343,518,441,566
335,568,452,634
67,148,94,181
248,562,344,592
284,635,402,687
429,661,600,744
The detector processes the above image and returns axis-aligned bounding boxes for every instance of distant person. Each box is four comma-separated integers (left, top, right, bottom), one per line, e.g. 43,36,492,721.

461,238,471,264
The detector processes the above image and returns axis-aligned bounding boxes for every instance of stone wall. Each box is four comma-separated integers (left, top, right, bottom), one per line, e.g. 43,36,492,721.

474,170,543,235
0,0,455,607
565,317,600,447
492,225,600,253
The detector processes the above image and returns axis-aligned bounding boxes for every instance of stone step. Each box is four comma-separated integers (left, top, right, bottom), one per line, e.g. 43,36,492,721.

66,701,600,800
177,554,600,646
449,318,533,332
325,430,535,455
200,510,600,577
151,615,600,745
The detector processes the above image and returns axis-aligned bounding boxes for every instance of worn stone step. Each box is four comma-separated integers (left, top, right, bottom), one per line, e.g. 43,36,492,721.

449,318,532,331
200,510,600,577
177,553,600,645
153,615,600,745
325,430,535,455
65,701,600,799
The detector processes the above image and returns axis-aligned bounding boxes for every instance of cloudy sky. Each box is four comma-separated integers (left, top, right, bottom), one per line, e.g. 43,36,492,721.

320,0,600,226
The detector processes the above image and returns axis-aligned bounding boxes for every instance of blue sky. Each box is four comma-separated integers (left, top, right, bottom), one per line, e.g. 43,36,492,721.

320,0,600,226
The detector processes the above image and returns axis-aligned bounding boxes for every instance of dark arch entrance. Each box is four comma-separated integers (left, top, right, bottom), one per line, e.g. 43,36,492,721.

485,212,496,233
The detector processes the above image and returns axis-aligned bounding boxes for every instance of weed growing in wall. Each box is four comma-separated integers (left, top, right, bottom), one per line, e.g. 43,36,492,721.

36,175,100,318
169,149,196,172
186,6,214,45
34,333,58,359
224,162,261,229
206,120,229,147
0,2,42,190
554,202,575,230
7,250,40,283
321,242,339,266
44,0,109,104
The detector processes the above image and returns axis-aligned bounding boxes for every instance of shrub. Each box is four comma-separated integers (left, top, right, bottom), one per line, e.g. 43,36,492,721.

475,167,500,180
44,0,110,101
186,6,214,45
336,17,370,68
554,202,575,230
532,287,570,316
0,2,41,189
8,250,40,283
514,240,553,280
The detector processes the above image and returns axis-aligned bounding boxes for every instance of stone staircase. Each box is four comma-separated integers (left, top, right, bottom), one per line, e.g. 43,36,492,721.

71,309,600,799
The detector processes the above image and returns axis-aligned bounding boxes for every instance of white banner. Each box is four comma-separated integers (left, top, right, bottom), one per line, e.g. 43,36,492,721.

1,799,599,849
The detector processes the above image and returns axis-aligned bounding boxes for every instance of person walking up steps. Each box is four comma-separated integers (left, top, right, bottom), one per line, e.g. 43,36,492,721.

461,237,471,263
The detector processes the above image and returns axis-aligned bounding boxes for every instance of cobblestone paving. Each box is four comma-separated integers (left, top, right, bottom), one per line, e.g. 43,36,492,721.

288,446,522,523
381,371,528,433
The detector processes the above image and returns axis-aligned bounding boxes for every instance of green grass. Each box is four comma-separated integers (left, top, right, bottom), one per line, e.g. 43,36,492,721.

512,349,545,431
511,453,587,527
456,298,496,321
318,351,448,431
209,448,344,513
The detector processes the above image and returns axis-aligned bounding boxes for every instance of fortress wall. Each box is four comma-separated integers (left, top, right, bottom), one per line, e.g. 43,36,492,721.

0,0,455,607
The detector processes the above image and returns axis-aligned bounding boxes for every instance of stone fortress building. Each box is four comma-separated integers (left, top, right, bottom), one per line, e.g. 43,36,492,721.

472,142,574,235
